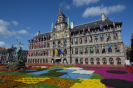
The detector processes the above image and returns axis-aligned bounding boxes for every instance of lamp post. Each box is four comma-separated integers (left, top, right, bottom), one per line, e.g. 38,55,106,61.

69,28,72,64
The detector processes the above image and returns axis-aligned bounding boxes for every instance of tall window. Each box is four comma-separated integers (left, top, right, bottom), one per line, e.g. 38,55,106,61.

95,35,98,42
75,38,78,44
90,47,93,53
100,34,104,41
80,48,83,54
75,48,78,54
95,46,99,53
84,37,87,43
108,44,112,53
101,45,105,53
64,40,67,46
113,32,118,40
115,44,120,52
89,35,92,43
84,47,88,54
71,39,73,45
80,38,82,44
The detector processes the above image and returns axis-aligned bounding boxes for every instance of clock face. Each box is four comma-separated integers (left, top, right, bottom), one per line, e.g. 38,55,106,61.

58,25,61,30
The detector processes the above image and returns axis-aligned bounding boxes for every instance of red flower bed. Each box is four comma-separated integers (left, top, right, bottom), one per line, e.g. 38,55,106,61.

125,65,133,73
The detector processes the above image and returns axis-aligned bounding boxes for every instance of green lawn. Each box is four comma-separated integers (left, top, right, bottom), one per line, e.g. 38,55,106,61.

90,73,104,79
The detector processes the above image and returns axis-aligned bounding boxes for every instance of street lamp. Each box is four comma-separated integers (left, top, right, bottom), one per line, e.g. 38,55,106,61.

69,28,72,64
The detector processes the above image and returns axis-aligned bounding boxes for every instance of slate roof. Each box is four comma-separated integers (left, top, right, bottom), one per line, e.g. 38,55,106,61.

32,18,122,39
71,18,122,32
33,32,51,39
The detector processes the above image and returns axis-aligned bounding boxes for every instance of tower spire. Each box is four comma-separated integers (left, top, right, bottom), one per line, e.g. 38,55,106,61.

51,22,53,31
59,8,61,12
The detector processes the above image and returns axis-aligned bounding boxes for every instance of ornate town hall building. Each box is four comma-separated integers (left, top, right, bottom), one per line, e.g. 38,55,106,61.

27,8,125,65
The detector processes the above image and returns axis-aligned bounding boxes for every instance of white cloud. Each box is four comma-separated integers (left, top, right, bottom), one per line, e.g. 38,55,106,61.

73,0,99,7
0,19,12,38
12,30,17,35
16,36,21,39
60,2,70,9
82,4,126,18
0,41,10,49
12,20,19,26
18,30,28,34
26,27,30,29
65,5,70,9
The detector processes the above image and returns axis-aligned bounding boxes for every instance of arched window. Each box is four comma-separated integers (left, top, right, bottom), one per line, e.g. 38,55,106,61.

85,58,88,64
51,59,54,63
33,59,34,63
96,58,100,64
40,59,42,63
103,58,106,64
91,58,94,64
63,58,67,63
38,59,39,63
46,59,48,63
116,58,121,64
75,58,78,63
43,59,45,63
109,58,113,64
80,58,83,64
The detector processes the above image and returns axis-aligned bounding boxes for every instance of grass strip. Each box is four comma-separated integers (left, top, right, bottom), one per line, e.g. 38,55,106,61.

109,67,123,69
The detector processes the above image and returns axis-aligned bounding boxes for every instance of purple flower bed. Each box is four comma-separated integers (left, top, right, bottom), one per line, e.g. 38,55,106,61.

80,67,133,82
79,67,133,88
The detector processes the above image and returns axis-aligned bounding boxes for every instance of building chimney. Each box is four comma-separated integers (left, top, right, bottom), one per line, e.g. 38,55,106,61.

101,13,105,21
37,31,40,36
71,22,74,29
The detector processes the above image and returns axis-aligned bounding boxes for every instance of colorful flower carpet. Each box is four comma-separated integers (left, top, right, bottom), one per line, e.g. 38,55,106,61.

0,66,133,88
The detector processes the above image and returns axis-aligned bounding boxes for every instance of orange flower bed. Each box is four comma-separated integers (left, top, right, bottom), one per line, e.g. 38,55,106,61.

0,81,27,88
43,78,76,88
0,66,4,68
0,75,25,80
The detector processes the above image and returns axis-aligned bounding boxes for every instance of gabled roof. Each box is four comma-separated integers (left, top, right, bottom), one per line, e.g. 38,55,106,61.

71,18,122,32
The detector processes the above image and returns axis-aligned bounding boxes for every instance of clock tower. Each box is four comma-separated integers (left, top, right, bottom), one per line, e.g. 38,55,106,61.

55,8,67,31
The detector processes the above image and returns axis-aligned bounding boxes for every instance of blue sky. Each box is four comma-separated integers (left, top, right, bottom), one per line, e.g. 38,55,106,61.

0,0,132,50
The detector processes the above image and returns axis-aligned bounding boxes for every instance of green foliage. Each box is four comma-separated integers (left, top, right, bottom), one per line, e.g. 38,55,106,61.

90,73,104,79
40,69,67,77
22,83,66,88
109,67,123,69
0,78,9,83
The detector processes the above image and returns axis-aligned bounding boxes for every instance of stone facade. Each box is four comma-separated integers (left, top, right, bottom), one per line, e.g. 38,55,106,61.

27,9,125,65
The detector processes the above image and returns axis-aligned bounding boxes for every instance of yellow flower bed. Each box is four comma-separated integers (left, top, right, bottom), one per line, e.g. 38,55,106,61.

14,77,50,85
70,78,106,88
48,67,53,69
